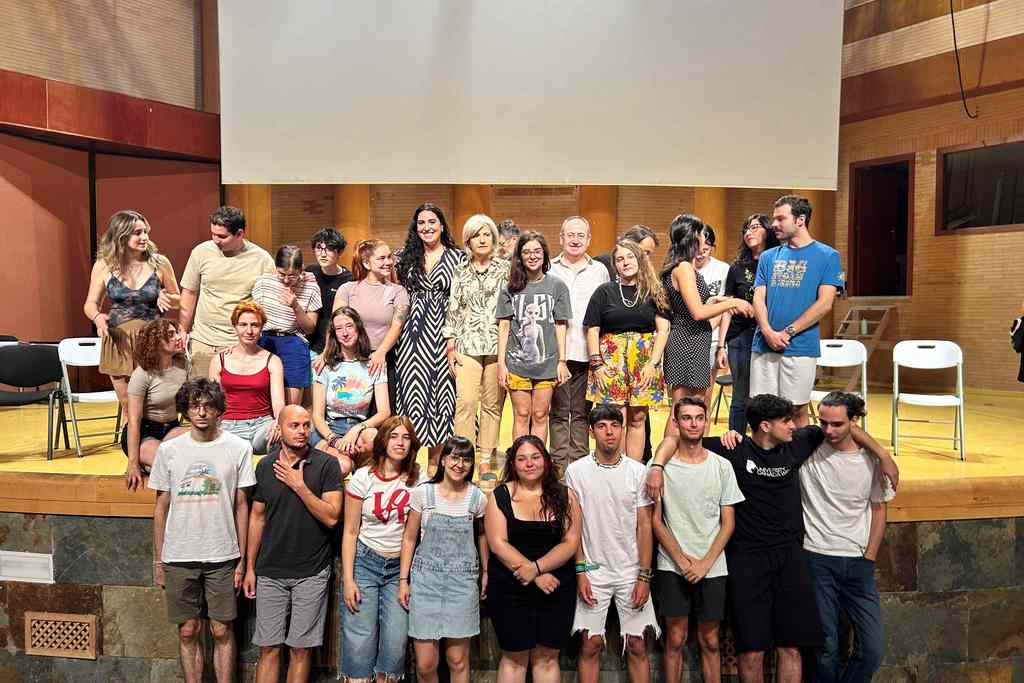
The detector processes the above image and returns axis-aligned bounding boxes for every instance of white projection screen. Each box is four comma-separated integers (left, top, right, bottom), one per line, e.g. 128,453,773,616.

219,1,843,189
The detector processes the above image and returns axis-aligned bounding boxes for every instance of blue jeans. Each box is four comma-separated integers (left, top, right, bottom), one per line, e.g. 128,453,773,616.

727,328,754,434
805,551,884,683
340,540,407,678
309,416,361,449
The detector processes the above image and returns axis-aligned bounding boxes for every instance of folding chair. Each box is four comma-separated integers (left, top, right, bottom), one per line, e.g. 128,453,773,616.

810,339,869,431
57,337,122,457
0,343,69,460
709,374,732,425
891,340,965,460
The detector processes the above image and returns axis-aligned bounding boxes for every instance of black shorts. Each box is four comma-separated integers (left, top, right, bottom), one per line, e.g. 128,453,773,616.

654,570,726,622
120,418,180,456
726,543,823,653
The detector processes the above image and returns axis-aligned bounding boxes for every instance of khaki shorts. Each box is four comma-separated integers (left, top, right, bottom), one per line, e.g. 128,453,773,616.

507,372,557,391
749,352,817,405
163,559,238,624
188,339,230,380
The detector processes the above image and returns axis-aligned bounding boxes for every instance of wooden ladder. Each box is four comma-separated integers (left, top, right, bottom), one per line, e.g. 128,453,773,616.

831,305,895,391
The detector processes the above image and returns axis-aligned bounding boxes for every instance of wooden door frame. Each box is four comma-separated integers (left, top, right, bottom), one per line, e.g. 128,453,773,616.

847,153,916,296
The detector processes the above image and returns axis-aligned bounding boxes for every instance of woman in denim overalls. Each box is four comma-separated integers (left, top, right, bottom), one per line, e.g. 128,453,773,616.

399,437,489,683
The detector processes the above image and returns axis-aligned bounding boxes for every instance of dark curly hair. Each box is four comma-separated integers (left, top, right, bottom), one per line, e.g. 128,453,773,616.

501,435,571,531
175,378,226,416
132,318,181,373
395,203,458,290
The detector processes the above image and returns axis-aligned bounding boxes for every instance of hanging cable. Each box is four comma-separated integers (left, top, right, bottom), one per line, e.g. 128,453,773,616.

949,0,979,119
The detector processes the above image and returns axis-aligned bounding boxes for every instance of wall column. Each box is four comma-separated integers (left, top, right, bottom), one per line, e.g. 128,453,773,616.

578,185,618,255
452,185,493,235
694,187,728,259
225,184,273,251
334,184,371,266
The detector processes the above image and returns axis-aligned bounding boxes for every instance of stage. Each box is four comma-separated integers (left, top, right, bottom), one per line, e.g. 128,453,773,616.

0,389,1021,522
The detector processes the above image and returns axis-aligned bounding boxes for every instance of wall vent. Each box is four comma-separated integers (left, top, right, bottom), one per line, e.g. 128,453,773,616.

25,612,97,660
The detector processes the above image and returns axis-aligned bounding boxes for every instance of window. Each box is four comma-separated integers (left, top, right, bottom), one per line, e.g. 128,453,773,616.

937,140,1024,234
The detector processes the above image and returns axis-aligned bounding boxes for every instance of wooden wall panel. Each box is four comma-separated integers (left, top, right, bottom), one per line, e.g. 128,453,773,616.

0,0,199,108
270,185,336,265
0,70,46,128
46,81,148,146
370,185,454,254
836,87,1024,391
616,186,696,273
844,0,996,45
145,102,220,160
722,188,787,261
491,186,579,256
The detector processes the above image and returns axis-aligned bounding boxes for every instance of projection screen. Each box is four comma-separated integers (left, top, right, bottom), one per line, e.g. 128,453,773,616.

219,1,843,189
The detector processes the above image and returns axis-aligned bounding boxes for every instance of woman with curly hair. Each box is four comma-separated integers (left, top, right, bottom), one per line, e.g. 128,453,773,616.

394,203,466,468
584,238,671,461
83,210,180,412
484,435,581,683
122,318,189,490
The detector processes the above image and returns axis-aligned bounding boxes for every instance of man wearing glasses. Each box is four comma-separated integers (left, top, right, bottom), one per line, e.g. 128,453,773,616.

305,228,353,363
180,206,276,378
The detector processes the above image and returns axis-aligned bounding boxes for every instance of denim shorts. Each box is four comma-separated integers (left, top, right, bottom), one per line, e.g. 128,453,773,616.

259,333,312,388
340,540,407,679
221,415,273,455
309,416,361,449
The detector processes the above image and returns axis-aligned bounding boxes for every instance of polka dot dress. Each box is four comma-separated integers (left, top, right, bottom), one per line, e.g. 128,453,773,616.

663,270,713,389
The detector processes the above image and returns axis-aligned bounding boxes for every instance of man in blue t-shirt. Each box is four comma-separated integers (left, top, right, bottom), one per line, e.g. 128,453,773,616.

751,195,844,427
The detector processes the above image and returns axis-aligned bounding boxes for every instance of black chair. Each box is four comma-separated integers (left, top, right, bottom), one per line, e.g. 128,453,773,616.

710,373,732,424
0,343,69,459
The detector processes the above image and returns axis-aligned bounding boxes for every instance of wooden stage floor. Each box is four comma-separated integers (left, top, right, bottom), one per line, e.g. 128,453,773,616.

0,389,1021,522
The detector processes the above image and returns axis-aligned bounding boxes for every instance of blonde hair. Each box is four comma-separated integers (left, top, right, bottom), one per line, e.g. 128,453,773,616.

461,214,500,257
615,238,667,310
96,210,161,274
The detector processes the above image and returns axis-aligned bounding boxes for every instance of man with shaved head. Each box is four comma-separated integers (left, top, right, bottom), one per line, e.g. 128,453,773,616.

245,405,343,683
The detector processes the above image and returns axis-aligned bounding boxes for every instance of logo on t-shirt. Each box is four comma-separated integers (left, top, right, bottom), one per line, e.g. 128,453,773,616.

175,462,222,501
745,459,791,478
373,489,412,524
770,259,809,288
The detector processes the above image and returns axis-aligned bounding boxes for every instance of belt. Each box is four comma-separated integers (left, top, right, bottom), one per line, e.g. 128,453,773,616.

263,330,297,337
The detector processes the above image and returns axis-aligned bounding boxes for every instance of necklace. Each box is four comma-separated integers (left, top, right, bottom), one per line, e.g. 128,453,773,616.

619,282,639,308
593,451,623,468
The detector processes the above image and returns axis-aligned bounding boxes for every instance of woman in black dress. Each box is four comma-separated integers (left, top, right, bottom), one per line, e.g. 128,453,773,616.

661,214,752,437
484,434,581,683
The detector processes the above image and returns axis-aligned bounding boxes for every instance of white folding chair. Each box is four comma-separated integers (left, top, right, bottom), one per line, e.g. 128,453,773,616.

58,337,122,457
810,339,869,431
891,340,965,460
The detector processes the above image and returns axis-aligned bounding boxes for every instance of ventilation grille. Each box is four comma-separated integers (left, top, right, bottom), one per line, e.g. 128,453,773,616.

25,612,97,660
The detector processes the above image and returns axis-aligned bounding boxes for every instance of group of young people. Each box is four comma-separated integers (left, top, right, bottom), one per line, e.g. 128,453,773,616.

82,194,897,683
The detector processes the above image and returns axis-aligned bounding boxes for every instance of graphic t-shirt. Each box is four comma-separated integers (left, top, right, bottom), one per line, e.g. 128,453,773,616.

699,257,731,347
656,450,744,578
800,443,895,557
346,466,428,554
306,265,353,353
565,455,653,586
148,430,256,563
582,282,668,335
316,360,387,422
253,449,342,578
705,427,826,552
724,259,760,341
497,275,572,380
751,241,844,357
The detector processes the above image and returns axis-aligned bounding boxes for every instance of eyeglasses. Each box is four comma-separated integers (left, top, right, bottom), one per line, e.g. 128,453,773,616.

313,244,337,253
521,249,545,257
744,224,764,233
447,454,474,465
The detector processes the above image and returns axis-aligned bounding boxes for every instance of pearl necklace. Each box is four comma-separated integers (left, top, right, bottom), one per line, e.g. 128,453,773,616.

593,452,623,468
619,281,639,308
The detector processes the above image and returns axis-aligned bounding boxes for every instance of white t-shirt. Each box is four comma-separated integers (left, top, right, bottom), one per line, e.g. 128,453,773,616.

799,443,895,557
656,450,745,578
346,466,427,554
565,455,653,586
148,430,256,563
699,256,731,347
409,482,486,536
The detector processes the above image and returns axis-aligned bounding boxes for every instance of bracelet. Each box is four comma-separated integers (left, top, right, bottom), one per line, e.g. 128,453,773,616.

638,567,654,580
637,575,651,583
534,561,542,575
650,463,665,470
399,577,409,582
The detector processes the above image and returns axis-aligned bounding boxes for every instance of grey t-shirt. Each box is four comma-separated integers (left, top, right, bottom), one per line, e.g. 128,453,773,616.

497,275,572,380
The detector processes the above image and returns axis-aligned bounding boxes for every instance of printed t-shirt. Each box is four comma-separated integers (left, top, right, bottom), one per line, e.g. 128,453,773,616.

656,450,744,578
800,443,895,557
127,357,188,423
409,482,486,532
565,455,653,586
724,259,760,341
699,257,731,347
305,265,353,353
346,466,428,555
751,241,844,357
335,280,410,350
180,240,276,348
251,274,322,339
253,449,342,578
704,427,825,552
316,360,387,422
497,275,572,380
583,281,668,334
148,430,256,563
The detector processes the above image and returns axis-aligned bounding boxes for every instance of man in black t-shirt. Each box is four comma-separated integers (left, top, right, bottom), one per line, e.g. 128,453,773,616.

306,227,354,356
648,394,898,683
244,406,342,683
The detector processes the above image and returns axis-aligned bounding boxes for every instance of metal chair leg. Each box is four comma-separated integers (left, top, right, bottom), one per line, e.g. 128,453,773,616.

65,382,83,458
113,403,123,444
711,386,722,424
47,392,55,461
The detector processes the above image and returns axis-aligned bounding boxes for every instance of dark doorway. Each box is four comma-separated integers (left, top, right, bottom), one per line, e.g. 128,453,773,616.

850,157,912,296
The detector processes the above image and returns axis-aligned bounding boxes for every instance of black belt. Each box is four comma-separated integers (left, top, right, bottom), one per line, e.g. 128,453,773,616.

263,330,297,337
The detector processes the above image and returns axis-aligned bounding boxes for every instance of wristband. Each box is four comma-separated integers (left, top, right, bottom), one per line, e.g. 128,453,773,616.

650,463,665,470
534,561,542,575
399,577,409,582
638,567,654,580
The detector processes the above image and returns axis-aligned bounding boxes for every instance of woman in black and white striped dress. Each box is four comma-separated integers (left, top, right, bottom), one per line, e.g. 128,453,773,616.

395,203,467,470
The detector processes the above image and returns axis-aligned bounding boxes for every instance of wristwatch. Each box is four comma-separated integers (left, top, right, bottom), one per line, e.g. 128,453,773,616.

784,324,797,337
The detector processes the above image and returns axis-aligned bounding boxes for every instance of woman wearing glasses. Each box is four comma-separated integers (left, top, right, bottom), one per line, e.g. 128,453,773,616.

306,227,353,363
398,437,488,683
251,245,323,405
